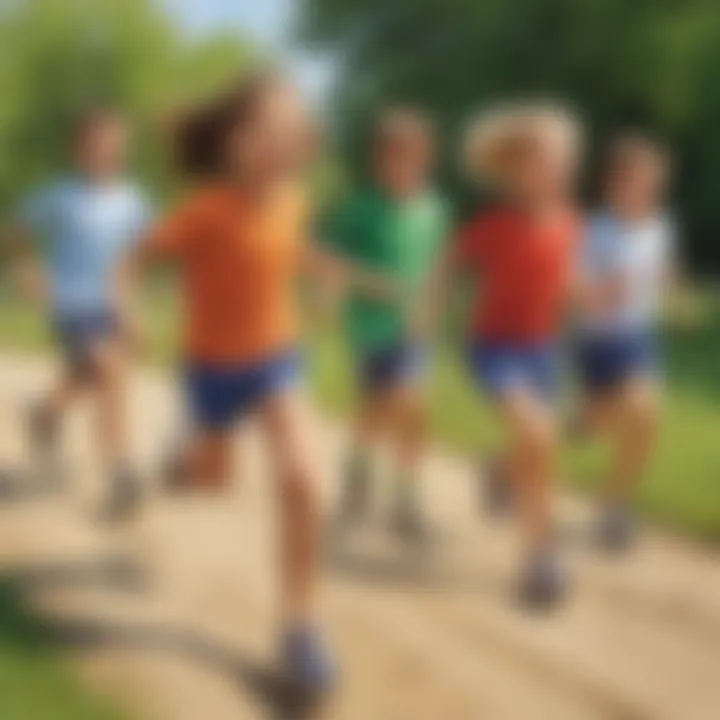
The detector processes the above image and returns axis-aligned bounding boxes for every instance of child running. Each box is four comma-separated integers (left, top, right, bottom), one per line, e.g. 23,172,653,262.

574,134,675,552
122,71,395,699
12,108,150,521
327,109,449,542
432,104,583,608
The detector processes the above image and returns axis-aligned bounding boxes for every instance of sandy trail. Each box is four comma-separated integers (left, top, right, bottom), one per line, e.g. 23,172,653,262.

0,355,718,720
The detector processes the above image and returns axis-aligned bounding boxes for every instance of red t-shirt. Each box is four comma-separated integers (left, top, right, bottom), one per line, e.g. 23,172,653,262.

454,207,580,344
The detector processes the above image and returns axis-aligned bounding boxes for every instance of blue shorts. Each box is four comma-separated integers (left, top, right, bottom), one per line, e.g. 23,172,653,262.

358,343,425,394
467,340,558,402
576,330,659,393
53,309,118,377
185,350,302,432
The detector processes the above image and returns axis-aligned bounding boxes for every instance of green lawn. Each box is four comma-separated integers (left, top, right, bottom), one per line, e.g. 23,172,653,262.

0,582,126,720
0,285,719,541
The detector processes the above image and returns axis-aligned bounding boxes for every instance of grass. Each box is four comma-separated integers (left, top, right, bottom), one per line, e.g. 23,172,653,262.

0,582,126,720
0,283,719,540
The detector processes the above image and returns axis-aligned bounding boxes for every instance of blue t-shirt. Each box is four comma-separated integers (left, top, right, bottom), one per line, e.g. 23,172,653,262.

19,177,151,315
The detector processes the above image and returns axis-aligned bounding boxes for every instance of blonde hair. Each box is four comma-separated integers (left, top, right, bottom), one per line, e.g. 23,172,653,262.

463,101,582,186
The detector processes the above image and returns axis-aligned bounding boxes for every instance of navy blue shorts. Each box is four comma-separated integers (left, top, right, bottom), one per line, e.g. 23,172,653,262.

53,309,118,377
358,343,425,394
576,331,659,393
185,350,302,432
467,340,558,402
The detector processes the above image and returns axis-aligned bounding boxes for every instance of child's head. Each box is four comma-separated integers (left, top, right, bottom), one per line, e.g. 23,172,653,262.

464,102,582,209
371,108,435,197
72,108,128,179
604,133,670,220
175,71,313,185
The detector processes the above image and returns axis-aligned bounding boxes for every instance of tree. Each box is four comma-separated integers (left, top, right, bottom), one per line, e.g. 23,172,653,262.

300,0,720,271
0,0,255,209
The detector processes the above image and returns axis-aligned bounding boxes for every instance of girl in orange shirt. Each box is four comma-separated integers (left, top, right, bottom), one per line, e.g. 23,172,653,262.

122,72,387,700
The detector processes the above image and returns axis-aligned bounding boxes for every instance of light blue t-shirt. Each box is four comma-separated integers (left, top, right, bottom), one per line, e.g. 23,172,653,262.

19,177,151,315
579,210,675,335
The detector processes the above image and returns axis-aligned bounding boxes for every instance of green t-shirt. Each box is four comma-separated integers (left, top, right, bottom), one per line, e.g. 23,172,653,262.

324,188,449,351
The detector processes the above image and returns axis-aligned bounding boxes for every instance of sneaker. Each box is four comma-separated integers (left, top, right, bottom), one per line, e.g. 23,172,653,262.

281,626,338,700
481,457,513,517
99,467,143,523
596,505,636,555
519,549,568,611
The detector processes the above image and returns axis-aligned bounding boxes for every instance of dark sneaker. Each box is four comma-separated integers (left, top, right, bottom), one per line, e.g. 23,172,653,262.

281,626,338,700
596,505,637,555
481,457,513,517
99,467,143,524
519,550,568,611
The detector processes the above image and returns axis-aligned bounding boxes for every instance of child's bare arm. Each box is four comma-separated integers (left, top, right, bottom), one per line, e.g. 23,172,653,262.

6,222,48,305
114,234,157,353
303,244,400,303
410,246,455,341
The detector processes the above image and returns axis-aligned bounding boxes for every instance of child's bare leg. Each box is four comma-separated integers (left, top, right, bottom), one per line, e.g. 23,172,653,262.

169,431,233,491
499,389,558,550
497,388,567,607
261,389,321,623
338,392,391,521
92,341,129,468
91,341,143,521
389,384,430,535
32,370,85,450
605,378,660,503
260,389,336,693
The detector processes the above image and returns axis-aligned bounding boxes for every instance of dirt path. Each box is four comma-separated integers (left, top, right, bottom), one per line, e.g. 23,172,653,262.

0,355,718,720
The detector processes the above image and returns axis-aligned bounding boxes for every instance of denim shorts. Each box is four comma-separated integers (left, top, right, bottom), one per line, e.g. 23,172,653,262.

358,343,425,394
575,330,659,393
467,340,559,402
53,308,118,376
185,350,302,431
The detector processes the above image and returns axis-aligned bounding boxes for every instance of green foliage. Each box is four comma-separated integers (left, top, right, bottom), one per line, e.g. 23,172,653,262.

300,0,720,271
0,582,128,719
0,0,255,210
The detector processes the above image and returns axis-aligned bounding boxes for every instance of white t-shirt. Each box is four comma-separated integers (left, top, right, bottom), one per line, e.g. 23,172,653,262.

19,176,151,315
579,211,675,335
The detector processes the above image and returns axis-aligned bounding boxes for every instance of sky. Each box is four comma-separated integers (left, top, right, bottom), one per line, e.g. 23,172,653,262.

163,0,335,103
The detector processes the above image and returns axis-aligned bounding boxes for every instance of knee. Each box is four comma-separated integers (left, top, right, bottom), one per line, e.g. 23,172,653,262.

625,387,660,431
278,456,320,511
520,415,557,461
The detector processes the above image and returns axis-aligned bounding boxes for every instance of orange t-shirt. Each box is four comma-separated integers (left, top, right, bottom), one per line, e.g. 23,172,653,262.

149,184,307,364
454,207,580,344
